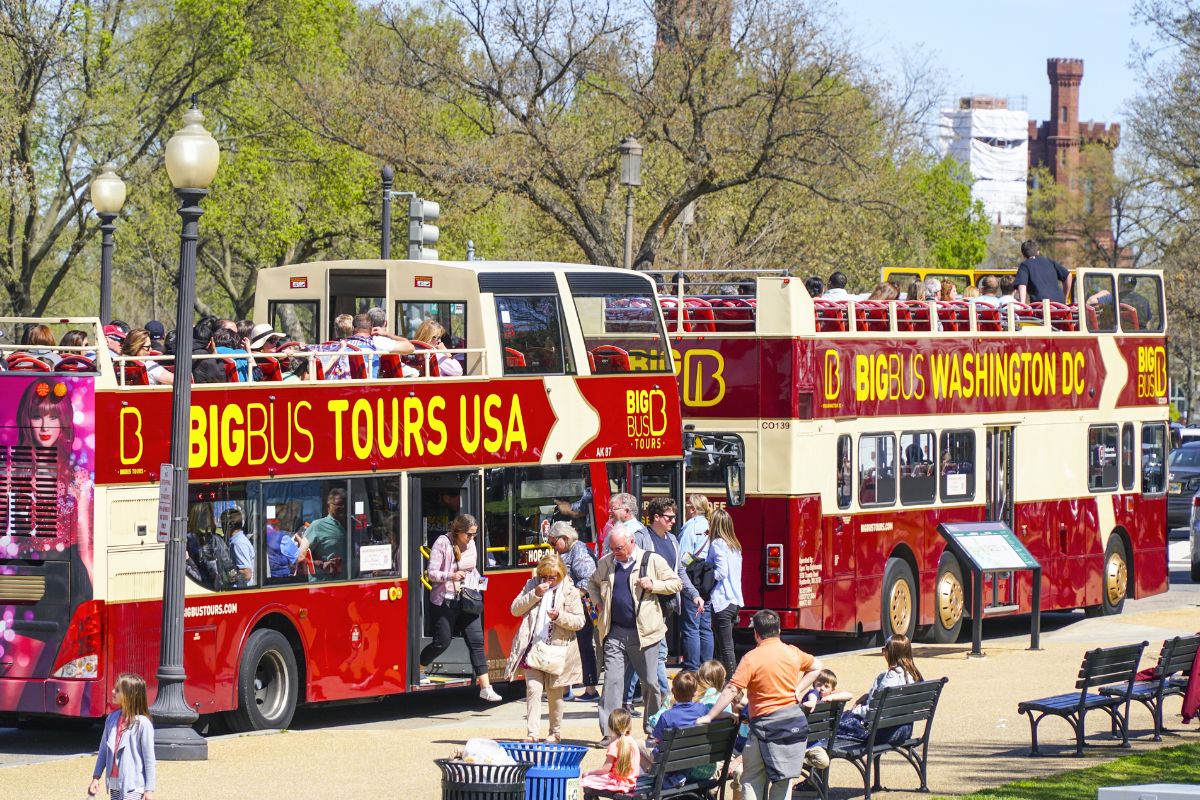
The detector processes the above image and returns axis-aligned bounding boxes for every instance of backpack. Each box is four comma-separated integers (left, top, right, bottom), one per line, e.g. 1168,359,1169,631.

685,542,717,601
639,551,680,619
201,533,238,590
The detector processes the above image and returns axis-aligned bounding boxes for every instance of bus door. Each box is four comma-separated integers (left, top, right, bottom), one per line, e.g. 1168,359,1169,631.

985,427,1017,609
407,471,481,687
823,434,856,632
632,461,683,522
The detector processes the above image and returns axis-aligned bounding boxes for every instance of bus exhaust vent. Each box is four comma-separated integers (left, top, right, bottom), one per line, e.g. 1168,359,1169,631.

0,446,60,537
0,574,46,602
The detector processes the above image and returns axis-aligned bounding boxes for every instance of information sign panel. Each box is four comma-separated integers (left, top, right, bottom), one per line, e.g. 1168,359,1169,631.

940,523,1038,572
157,463,173,543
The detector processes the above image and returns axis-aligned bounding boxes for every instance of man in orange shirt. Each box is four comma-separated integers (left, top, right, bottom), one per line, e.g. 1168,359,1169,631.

698,610,823,800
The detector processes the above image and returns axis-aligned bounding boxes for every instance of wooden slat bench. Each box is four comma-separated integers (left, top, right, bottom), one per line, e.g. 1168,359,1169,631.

829,677,949,800
584,716,738,800
1017,641,1148,756
1099,633,1200,740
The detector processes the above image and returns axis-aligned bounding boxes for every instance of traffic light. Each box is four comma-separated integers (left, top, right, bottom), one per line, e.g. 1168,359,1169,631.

408,197,440,260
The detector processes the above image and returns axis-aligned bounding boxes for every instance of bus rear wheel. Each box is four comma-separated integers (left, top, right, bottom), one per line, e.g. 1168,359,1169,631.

1086,536,1129,617
881,558,917,643
227,629,299,732
929,554,965,644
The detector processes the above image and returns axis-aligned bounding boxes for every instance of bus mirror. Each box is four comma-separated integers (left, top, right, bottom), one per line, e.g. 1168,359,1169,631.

724,462,745,507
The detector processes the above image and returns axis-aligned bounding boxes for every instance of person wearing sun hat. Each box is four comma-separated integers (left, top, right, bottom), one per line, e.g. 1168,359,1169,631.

248,323,284,352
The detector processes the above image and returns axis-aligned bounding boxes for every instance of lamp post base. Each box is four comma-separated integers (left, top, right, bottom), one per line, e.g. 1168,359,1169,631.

154,723,209,761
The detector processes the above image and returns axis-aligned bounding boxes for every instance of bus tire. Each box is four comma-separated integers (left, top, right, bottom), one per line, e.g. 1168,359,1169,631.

880,558,917,643
228,629,299,733
1086,536,1129,617
930,553,965,644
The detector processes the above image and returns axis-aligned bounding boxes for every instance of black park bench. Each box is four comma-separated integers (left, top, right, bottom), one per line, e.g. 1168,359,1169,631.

793,699,845,800
1017,641,1147,756
1099,633,1200,741
584,716,739,800
829,677,949,800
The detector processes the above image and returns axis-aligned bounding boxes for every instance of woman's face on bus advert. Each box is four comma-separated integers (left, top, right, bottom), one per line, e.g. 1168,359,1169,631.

30,408,63,448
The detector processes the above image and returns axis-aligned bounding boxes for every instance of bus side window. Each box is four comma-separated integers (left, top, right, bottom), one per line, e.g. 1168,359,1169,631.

262,479,348,584
939,430,975,501
185,482,253,592
859,433,896,507
899,431,936,505
1120,423,1135,492
1087,425,1119,491
350,476,401,578
836,434,851,509
1141,423,1166,495
495,295,573,375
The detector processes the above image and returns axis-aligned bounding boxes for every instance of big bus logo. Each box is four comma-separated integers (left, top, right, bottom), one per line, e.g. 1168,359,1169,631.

626,389,669,449
822,350,841,405
1136,345,1167,398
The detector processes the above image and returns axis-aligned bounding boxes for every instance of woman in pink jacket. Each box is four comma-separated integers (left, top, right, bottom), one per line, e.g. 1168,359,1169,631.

419,514,501,702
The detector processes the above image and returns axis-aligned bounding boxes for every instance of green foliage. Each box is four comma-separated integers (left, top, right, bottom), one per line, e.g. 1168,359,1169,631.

908,157,991,269
932,743,1200,800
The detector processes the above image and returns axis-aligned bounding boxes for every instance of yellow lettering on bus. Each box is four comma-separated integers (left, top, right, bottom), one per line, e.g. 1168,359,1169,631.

459,395,481,454
483,394,504,453
246,404,268,465
220,404,245,467
403,396,425,457
327,399,349,460
427,396,448,455
352,398,374,459
293,401,314,463
119,407,144,465
504,395,527,451
188,406,206,469
376,398,400,458
681,349,726,407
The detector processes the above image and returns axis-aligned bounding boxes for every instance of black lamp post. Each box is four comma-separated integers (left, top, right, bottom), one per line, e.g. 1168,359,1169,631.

618,135,643,270
89,163,126,325
148,101,219,761
381,164,394,259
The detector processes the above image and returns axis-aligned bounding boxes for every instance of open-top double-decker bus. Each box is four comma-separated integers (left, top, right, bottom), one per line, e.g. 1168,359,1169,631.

661,268,1169,643
0,260,683,730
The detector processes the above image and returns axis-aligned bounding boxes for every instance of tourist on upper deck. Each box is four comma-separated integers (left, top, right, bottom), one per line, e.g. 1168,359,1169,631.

923,276,941,299
102,324,125,356
122,329,173,385
21,324,60,366
1015,239,1072,305
212,326,251,382
822,271,851,301
144,320,166,353
939,281,958,302
866,282,898,302
413,319,464,376
962,286,980,299
191,318,227,384
905,280,926,302
998,275,1016,307
804,276,823,298
59,330,93,360
366,307,416,359
248,323,284,353
976,276,1001,307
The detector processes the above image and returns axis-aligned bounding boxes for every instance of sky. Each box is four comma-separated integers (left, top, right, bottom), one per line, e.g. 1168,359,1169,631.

834,0,1147,126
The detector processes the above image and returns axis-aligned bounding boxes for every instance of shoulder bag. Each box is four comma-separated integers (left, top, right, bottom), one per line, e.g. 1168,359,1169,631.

523,588,568,674
453,547,485,615
685,541,717,601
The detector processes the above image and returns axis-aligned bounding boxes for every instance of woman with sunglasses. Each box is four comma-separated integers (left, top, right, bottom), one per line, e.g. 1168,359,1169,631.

418,514,501,702
706,508,744,677
121,329,173,385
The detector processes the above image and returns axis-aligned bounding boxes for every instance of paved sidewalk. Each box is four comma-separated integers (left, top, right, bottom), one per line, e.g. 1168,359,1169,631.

2,605,1197,800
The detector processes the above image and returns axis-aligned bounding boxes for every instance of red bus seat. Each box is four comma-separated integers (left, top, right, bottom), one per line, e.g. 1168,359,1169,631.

898,301,932,332
813,299,847,332
221,357,241,382
1048,302,1077,332
710,298,755,330
255,356,283,381
1010,302,1042,326
55,355,96,372
854,301,889,332
936,301,969,332
590,345,630,373
1084,304,1100,331
606,297,655,331
376,353,400,378
1118,303,1140,330
504,347,526,368
659,297,684,332
341,343,368,379
121,361,149,386
6,354,51,371
683,297,716,333
975,304,1002,332
403,341,441,377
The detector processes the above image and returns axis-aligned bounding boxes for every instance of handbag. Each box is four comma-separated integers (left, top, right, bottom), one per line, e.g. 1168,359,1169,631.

457,586,484,615
525,640,568,674
686,557,717,602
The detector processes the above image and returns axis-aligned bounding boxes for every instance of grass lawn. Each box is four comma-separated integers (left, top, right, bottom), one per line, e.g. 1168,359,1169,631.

933,743,1200,800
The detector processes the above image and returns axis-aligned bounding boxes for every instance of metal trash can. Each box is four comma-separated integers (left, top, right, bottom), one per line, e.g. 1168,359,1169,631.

498,742,588,800
435,758,531,800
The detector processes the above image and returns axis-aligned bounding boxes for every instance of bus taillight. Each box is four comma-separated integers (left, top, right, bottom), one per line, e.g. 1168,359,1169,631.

765,544,783,586
51,600,103,680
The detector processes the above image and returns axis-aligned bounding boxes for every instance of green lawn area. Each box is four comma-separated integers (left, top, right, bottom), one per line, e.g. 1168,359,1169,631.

933,743,1200,800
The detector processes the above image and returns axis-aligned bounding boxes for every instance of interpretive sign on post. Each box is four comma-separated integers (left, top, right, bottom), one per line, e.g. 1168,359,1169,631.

938,521,1042,657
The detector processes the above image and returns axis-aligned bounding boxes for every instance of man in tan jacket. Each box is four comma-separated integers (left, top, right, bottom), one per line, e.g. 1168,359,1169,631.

589,526,682,738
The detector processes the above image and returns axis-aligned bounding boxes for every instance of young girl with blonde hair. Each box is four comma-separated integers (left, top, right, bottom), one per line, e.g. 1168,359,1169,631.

581,707,640,792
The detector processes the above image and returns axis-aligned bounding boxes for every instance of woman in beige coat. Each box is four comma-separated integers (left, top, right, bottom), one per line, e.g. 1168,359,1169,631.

504,553,584,742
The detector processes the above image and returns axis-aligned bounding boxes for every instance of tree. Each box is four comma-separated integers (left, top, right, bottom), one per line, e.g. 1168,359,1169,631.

295,0,930,274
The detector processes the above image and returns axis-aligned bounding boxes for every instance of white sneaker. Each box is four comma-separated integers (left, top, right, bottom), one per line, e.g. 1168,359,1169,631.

480,686,503,703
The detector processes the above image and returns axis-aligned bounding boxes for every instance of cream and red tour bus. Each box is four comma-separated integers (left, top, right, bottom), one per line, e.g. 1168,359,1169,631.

658,268,1169,643
0,260,681,730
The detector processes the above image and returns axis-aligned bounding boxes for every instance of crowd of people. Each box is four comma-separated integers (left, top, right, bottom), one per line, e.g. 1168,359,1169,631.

2,306,471,383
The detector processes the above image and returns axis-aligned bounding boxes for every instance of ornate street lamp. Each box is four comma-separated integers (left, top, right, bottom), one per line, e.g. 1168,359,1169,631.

149,100,219,761
618,135,643,270
89,164,126,325
381,164,394,258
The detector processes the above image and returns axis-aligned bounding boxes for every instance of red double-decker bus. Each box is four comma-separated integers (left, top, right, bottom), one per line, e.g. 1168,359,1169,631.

0,260,681,730
659,268,1169,643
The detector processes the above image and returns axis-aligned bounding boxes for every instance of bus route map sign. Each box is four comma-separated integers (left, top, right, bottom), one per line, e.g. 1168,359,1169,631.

938,522,1039,572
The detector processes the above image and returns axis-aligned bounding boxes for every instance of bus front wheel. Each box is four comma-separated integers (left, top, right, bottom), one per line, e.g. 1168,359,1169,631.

228,629,299,732
929,554,964,644
880,558,917,643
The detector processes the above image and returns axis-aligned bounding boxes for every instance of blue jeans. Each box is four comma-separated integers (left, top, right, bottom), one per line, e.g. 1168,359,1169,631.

680,601,713,671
